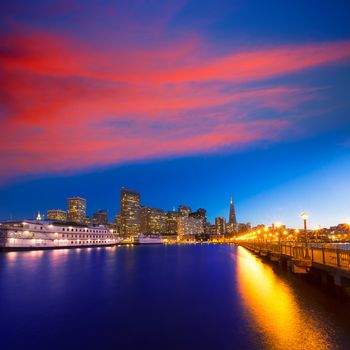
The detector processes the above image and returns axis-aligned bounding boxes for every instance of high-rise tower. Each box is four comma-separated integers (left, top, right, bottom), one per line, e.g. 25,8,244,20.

229,195,237,225
67,197,86,223
120,188,141,236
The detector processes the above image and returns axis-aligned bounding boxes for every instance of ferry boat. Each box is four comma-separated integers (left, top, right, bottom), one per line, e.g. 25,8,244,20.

133,235,164,244
0,220,120,251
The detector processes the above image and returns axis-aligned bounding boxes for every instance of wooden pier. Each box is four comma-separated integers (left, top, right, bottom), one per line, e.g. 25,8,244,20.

239,242,350,288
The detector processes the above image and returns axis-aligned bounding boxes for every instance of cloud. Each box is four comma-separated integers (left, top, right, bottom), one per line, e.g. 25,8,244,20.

1,26,350,181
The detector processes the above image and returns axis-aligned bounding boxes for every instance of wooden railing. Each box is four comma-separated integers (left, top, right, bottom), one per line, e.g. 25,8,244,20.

241,242,350,270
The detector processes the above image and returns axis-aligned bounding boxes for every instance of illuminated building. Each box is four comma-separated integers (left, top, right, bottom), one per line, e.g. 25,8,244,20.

84,216,92,225
177,216,203,237
120,188,141,236
166,211,179,235
225,196,239,235
226,222,235,235
47,209,67,222
238,223,251,233
0,220,119,249
189,208,207,222
93,210,108,226
140,207,166,235
178,205,191,217
67,197,86,223
229,195,237,225
111,213,121,232
209,224,217,236
204,222,213,235
215,217,226,235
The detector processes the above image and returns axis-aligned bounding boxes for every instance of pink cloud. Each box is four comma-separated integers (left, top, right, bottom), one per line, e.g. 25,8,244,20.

0,28,349,181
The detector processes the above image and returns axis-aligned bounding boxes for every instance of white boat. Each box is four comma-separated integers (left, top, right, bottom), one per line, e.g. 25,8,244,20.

134,235,164,244
0,220,121,251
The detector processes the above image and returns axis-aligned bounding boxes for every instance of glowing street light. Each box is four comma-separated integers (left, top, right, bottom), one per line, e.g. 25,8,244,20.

300,212,310,259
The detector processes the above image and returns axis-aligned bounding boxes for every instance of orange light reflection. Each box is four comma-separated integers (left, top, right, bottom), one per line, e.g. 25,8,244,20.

235,247,331,349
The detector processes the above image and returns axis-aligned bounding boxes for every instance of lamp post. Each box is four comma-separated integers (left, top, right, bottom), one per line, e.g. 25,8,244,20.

301,212,310,259
294,229,300,243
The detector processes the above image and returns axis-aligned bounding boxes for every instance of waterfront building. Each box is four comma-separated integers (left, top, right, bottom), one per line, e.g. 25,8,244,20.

177,216,203,237
84,216,92,226
140,207,166,235
237,223,251,233
111,213,121,233
93,210,108,226
120,188,141,236
178,205,191,217
215,217,226,235
67,197,87,223
47,209,67,222
166,211,179,235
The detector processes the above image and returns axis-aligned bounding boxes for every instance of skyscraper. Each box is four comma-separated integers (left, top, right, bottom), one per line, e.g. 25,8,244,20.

93,209,108,226
229,195,237,225
166,210,179,235
189,208,207,222
67,197,86,223
140,207,166,235
47,209,67,222
215,217,226,235
178,216,203,237
178,205,191,217
120,188,141,236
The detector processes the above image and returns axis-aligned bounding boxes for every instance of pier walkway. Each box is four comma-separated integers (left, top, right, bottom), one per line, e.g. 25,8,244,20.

239,242,350,287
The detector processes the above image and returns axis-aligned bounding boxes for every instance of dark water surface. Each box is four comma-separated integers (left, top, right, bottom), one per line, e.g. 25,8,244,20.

1,245,350,350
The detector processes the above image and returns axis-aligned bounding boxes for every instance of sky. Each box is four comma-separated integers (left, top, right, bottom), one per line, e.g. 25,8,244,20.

0,0,350,228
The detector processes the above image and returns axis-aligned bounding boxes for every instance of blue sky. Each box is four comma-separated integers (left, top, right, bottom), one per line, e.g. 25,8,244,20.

0,0,349,228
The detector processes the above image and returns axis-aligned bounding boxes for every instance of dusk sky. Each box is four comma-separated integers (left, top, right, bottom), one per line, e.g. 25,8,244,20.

1,0,350,228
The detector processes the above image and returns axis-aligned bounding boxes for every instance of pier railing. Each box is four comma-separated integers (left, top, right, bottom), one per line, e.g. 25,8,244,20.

241,242,350,270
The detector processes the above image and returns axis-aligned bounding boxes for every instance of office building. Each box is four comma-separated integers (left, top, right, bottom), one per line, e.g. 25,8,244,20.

166,211,179,235
47,209,67,222
178,216,203,237
120,188,141,236
178,205,191,217
93,210,108,226
215,217,226,235
189,208,207,222
140,207,166,235
67,197,86,223
229,196,237,225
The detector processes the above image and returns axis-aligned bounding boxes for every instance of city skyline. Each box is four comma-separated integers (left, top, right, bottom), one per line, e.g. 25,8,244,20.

4,188,240,229
1,0,350,228
1,184,349,232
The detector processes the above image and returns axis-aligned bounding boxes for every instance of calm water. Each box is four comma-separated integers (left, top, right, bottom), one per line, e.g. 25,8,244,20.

1,245,350,350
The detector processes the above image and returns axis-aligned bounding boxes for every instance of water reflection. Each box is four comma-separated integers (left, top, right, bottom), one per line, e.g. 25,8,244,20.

236,247,333,349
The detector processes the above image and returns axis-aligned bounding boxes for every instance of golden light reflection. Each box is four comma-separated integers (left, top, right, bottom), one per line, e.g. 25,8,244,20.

235,247,332,349
28,250,44,258
6,251,18,262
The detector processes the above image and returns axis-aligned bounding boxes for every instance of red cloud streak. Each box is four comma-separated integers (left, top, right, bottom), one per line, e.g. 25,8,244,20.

1,30,350,180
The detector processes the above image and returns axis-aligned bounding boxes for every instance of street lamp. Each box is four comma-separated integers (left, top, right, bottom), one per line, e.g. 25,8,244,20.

300,212,310,259
294,229,300,242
